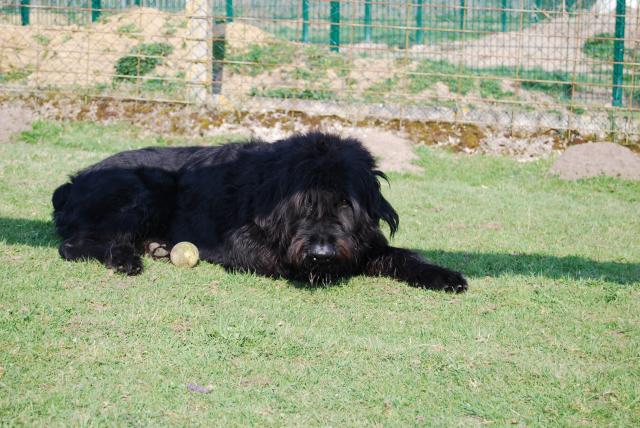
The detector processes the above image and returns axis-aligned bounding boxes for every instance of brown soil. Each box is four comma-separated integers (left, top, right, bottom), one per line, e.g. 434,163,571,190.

550,142,640,180
3,95,638,176
0,8,267,88
0,103,34,143
342,128,422,174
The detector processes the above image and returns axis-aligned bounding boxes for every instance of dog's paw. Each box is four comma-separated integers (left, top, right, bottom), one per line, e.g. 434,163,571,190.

437,270,468,293
145,240,170,260
106,245,143,275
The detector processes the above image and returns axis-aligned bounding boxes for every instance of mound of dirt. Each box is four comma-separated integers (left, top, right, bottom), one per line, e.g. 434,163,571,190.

0,8,273,87
224,22,275,52
550,142,640,180
343,128,422,174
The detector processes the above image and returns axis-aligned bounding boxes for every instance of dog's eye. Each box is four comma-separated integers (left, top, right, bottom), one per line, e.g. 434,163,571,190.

339,198,350,208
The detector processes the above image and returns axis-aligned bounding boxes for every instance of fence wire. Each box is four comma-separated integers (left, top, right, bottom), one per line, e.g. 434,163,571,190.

1,0,639,140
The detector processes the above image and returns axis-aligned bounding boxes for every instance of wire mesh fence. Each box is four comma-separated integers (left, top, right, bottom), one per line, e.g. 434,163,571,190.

1,1,639,140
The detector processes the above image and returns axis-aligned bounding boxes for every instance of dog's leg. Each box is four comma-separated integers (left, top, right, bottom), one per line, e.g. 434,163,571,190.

192,226,281,277
59,235,143,275
365,246,467,292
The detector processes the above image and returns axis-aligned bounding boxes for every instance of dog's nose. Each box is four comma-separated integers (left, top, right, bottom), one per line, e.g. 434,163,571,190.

308,243,336,263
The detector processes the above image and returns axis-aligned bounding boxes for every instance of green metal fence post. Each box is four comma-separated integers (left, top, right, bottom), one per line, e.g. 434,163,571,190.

20,0,30,26
330,1,340,52
501,0,508,32
302,0,309,43
364,0,372,43
612,0,626,107
459,0,466,31
226,0,233,23
415,0,424,45
533,0,541,21
91,0,101,23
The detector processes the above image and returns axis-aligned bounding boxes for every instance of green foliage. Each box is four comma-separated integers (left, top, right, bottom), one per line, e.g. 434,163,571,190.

113,43,174,82
131,43,174,58
17,120,63,145
141,77,184,94
301,45,351,76
249,86,336,101
363,76,399,103
228,43,294,76
0,68,32,83
410,60,577,100
519,69,574,99
161,19,178,36
584,33,616,61
410,60,475,95
32,33,50,47
117,23,142,34
229,44,352,79
479,79,514,99
582,33,640,62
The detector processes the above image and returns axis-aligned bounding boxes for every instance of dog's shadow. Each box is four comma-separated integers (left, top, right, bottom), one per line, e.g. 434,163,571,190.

1,217,637,285
415,249,639,286
0,217,59,248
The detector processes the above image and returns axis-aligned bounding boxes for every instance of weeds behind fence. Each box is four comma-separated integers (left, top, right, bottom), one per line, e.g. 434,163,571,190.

1,0,639,140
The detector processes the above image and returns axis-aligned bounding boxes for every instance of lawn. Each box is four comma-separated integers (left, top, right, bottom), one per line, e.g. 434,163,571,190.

1,121,639,426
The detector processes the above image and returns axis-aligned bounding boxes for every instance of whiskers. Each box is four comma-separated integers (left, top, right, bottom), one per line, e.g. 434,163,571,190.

307,269,335,287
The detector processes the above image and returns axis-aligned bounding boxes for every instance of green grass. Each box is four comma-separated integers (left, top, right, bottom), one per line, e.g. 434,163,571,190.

363,76,400,103
117,23,142,35
479,79,514,100
227,43,295,77
249,86,336,101
229,43,351,80
1,121,639,425
32,33,51,47
113,43,174,83
583,33,640,63
410,60,577,100
409,60,475,95
0,68,32,83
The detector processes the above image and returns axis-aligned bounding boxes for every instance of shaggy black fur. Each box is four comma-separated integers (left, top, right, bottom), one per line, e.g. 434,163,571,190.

52,132,467,292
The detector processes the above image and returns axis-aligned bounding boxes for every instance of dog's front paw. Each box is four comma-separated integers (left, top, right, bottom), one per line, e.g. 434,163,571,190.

106,244,143,275
436,269,468,293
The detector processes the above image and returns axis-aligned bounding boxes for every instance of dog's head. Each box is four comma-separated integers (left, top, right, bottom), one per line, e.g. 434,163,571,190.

256,133,399,285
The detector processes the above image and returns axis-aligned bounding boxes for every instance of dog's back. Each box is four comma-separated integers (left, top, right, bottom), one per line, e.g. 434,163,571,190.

52,146,211,239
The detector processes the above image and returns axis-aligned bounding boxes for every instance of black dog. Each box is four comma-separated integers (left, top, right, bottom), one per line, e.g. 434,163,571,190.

52,132,467,292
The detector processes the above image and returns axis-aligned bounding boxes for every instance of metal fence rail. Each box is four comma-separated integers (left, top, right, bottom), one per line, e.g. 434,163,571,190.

1,0,639,140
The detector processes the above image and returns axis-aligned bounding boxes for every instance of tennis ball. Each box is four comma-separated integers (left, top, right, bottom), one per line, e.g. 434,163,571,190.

170,242,199,268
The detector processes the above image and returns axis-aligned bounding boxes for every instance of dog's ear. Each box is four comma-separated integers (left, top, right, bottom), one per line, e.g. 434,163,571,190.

373,171,399,236
376,194,399,236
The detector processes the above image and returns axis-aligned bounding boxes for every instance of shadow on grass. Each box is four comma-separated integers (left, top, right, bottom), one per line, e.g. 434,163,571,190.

417,249,640,286
1,218,637,285
0,217,58,248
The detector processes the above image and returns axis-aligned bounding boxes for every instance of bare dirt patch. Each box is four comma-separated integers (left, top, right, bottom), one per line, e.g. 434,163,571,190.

0,103,34,143
343,128,422,174
550,142,640,180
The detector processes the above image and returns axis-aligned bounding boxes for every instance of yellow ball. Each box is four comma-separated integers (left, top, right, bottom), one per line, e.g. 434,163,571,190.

170,242,199,268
